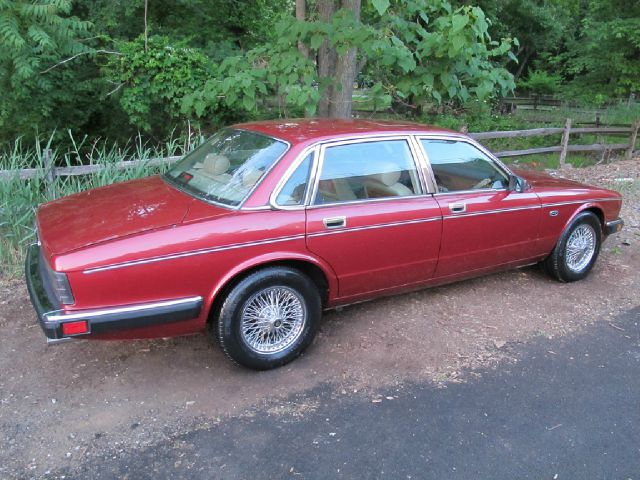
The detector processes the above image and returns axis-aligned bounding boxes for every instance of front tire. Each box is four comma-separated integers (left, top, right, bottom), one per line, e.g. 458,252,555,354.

217,267,321,370
543,211,602,282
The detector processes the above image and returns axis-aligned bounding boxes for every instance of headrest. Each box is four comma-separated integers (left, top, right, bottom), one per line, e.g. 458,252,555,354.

374,169,401,186
203,154,229,176
242,169,263,187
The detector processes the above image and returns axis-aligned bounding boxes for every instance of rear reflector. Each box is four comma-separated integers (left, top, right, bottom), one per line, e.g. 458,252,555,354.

62,320,89,336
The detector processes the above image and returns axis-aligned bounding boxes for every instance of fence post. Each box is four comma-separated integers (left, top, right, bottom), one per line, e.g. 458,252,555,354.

559,118,572,169
626,121,639,160
43,148,57,199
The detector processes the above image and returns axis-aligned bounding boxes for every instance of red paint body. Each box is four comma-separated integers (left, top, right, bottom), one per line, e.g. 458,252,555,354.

35,119,623,339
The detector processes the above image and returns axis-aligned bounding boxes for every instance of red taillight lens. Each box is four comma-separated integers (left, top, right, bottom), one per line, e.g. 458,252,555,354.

62,321,88,336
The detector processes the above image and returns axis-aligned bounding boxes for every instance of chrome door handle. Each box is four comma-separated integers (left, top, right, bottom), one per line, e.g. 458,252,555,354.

449,202,466,213
323,216,347,229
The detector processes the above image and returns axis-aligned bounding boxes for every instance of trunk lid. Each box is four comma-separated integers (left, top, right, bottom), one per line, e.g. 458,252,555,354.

37,176,228,256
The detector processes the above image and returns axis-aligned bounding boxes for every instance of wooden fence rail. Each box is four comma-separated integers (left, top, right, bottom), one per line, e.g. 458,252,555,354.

0,119,638,184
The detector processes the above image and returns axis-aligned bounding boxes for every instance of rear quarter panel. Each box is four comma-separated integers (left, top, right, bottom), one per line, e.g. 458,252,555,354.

57,209,337,336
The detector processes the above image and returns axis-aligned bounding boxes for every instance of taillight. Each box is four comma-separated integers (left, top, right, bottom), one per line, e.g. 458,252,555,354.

49,269,75,305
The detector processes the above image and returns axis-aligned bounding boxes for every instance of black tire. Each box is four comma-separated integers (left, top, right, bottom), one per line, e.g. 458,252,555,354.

216,267,321,370
543,211,602,282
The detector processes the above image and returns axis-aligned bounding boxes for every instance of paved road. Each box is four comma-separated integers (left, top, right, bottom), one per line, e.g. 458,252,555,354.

64,308,640,480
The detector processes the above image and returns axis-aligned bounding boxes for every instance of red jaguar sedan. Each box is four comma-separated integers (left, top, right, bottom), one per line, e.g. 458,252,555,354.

26,119,623,369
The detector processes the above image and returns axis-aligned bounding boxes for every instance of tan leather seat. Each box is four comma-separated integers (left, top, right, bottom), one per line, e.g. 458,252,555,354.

364,170,413,198
317,178,358,203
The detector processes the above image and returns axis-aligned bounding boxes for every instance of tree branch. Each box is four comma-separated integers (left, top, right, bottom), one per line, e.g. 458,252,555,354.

40,50,122,74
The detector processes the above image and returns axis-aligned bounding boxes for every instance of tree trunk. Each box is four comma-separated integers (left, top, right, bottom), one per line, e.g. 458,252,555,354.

317,0,336,117
330,0,360,119
295,0,309,59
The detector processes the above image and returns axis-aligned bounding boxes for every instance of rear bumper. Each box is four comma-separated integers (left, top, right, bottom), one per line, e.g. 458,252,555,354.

25,244,203,344
605,218,624,235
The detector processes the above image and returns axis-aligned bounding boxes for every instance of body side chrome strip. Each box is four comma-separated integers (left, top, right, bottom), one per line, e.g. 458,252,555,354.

45,296,203,322
83,234,306,274
308,217,441,238
541,198,620,208
442,204,541,219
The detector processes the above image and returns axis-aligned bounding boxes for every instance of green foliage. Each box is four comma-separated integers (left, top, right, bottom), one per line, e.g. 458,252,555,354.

564,0,640,98
0,0,93,143
105,35,212,134
518,69,561,95
183,0,517,121
363,0,516,108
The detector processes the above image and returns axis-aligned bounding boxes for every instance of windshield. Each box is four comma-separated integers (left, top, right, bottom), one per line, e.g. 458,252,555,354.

164,129,288,207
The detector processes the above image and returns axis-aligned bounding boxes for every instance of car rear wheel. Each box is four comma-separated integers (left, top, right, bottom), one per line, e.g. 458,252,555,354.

217,267,321,370
543,211,602,282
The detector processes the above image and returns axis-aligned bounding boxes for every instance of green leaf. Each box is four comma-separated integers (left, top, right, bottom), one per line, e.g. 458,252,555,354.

310,33,324,50
372,0,390,16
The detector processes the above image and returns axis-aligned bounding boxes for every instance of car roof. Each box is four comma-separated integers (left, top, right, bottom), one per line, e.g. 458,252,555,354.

234,118,459,145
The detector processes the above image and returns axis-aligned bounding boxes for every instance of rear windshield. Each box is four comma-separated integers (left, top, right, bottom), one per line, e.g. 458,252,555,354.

164,129,288,207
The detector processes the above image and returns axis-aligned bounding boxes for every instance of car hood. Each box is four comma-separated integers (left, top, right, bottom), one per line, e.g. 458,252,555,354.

37,176,227,256
513,168,586,189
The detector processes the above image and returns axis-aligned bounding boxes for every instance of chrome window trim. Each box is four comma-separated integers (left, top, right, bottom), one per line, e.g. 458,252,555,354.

309,135,429,208
305,193,431,210
83,234,306,274
414,134,515,195
45,296,203,322
269,145,319,211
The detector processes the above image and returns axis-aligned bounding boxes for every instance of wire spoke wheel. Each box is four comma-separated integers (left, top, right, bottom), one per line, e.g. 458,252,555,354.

565,223,596,273
240,286,307,354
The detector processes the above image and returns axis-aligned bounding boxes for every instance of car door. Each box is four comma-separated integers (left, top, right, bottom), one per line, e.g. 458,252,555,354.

418,137,542,278
304,137,442,299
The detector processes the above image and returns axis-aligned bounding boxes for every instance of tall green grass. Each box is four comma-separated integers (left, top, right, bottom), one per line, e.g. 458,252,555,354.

0,131,204,275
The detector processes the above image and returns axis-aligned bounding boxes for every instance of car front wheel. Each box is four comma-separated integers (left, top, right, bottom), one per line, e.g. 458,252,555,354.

544,211,602,282
217,267,321,370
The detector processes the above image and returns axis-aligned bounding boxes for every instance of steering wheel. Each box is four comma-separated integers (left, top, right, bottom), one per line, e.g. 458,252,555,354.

472,177,493,190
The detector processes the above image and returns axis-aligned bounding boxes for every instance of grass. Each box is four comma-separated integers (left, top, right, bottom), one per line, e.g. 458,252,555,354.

0,131,204,275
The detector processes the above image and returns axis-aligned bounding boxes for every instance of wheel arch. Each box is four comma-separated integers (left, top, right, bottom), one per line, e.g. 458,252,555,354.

205,253,337,325
564,203,605,234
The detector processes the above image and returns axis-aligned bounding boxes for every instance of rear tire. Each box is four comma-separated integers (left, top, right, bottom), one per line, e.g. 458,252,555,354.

216,267,321,370
543,211,602,282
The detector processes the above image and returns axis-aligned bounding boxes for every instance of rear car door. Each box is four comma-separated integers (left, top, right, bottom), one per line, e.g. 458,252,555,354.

304,137,442,299
418,137,542,278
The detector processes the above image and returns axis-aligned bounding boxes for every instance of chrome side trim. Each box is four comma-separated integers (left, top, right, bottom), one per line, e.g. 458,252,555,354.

83,234,306,274
442,204,541,220
541,198,620,208
308,217,441,238
45,296,203,322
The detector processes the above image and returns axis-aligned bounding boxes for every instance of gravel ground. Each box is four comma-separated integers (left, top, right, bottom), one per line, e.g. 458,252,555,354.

0,158,638,479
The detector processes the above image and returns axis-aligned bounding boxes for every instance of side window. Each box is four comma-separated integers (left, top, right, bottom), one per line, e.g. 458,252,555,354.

313,140,422,205
276,153,313,206
421,139,509,193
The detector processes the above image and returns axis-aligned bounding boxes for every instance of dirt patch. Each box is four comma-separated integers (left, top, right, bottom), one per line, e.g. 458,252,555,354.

1,159,639,479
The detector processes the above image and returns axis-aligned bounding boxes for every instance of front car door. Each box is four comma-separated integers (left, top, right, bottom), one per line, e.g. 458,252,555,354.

418,136,542,279
303,137,442,300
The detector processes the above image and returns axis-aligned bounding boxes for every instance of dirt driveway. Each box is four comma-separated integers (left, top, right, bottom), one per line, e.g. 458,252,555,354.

1,160,638,479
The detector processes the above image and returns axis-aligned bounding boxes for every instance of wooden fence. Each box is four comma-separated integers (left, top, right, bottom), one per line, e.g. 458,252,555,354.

0,119,638,186
468,119,639,168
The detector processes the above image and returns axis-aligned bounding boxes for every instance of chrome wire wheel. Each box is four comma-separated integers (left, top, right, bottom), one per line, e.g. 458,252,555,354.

565,223,597,273
240,286,307,355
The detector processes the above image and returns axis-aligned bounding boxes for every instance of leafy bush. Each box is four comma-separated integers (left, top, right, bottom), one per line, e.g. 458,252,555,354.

517,70,562,96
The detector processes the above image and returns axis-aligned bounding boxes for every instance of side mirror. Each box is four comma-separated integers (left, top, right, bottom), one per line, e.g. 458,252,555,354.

508,174,526,193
